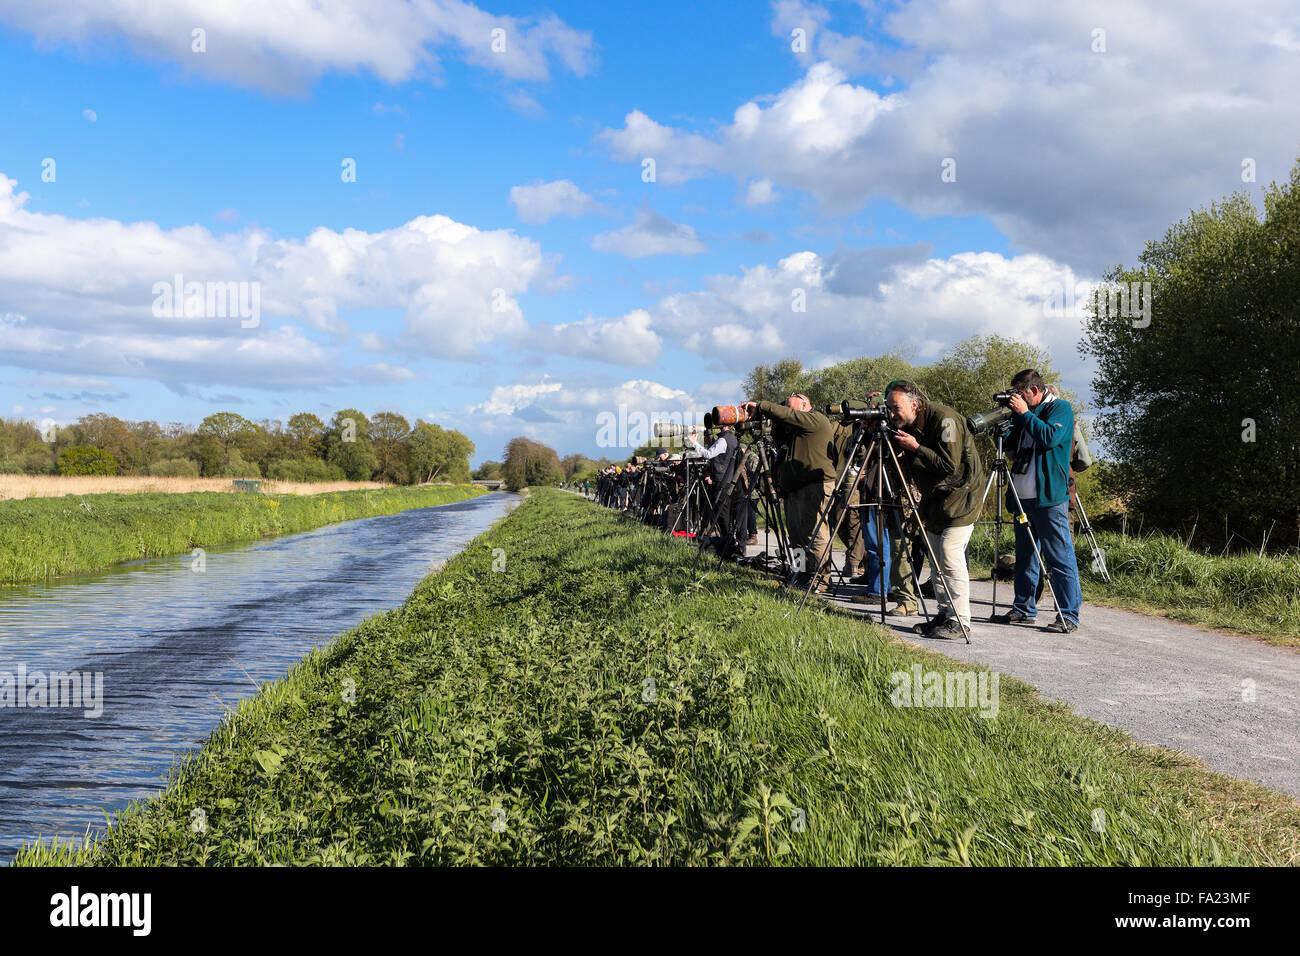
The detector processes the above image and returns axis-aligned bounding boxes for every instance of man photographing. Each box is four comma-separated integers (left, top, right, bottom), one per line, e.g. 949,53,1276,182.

992,369,1082,634
884,381,983,639
687,421,741,557
739,394,839,590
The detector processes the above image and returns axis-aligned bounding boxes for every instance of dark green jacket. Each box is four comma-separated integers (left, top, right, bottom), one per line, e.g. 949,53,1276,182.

898,401,984,527
758,401,840,492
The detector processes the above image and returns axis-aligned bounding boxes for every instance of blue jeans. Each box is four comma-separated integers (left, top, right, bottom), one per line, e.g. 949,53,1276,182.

862,514,890,590
1013,499,1082,624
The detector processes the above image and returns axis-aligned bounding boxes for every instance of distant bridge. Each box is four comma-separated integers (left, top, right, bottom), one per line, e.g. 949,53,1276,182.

471,479,504,490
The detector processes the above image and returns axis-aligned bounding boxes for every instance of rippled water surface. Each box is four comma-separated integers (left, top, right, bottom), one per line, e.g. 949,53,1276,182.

0,491,518,861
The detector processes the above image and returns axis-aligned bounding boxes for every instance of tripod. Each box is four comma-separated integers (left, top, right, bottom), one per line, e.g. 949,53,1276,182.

667,458,709,537
1070,481,1110,583
748,436,796,575
692,443,743,569
975,422,1062,621
795,418,969,643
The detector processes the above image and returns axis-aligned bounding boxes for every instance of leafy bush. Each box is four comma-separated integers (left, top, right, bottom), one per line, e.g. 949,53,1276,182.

216,450,261,478
57,445,117,476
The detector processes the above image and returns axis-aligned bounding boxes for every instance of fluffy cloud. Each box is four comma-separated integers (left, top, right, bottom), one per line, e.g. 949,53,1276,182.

742,178,779,207
0,0,594,92
520,309,662,366
600,0,1300,272
592,209,707,258
643,245,1094,380
508,179,604,224
0,173,550,386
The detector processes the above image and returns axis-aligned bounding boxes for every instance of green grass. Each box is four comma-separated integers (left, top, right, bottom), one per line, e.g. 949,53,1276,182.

968,525,1300,649
16,489,1298,866
0,484,489,584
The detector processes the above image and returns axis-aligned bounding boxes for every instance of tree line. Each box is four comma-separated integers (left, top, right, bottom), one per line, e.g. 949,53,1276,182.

0,409,475,485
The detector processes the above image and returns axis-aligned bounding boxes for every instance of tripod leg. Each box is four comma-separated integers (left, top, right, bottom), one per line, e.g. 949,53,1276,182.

795,438,869,613
1003,482,1065,621
1072,488,1110,583
882,440,971,643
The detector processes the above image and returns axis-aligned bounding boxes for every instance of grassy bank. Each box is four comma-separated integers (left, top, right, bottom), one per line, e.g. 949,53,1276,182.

968,526,1300,649
0,484,489,584
17,489,1298,866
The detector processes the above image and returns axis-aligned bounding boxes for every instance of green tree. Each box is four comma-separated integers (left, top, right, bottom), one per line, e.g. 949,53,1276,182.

796,352,919,410
1080,159,1300,549
408,422,474,484
502,437,562,491
741,357,805,403
197,412,255,470
370,412,412,484
323,409,377,481
472,460,504,480
920,335,1069,416
286,412,326,460
73,414,137,474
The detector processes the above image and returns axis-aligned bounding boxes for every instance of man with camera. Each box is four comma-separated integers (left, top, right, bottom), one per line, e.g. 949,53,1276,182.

884,380,984,639
687,421,742,557
992,369,1083,634
739,395,840,589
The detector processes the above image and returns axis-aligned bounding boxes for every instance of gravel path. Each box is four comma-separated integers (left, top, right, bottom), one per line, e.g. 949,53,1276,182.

742,532,1300,800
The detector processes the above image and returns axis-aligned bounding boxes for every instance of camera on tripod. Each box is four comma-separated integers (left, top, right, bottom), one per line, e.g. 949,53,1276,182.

825,398,889,426
967,391,1017,436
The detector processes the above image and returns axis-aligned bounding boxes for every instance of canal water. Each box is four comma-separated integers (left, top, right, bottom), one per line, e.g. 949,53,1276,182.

0,491,519,862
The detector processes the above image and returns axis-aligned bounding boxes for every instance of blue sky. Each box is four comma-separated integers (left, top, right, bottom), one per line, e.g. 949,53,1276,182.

1,0,1296,464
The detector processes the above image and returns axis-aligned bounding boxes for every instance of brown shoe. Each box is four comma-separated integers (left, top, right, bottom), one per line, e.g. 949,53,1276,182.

747,535,758,545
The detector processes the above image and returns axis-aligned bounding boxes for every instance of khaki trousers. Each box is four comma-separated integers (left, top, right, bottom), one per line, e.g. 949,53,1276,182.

925,523,975,625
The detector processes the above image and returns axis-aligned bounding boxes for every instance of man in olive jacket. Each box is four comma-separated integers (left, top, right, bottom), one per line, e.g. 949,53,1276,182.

884,380,984,638
740,395,839,585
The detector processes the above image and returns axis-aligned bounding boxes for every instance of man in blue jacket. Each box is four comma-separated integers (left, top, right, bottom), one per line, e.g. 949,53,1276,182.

992,369,1083,633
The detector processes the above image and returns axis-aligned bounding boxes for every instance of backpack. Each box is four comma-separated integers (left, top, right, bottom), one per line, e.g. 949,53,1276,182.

1071,422,1094,473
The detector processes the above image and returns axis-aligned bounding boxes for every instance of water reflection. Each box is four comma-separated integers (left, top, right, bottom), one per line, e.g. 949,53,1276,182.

0,492,518,861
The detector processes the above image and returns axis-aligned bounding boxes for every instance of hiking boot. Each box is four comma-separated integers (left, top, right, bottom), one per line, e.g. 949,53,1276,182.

888,601,916,616
927,617,967,640
747,535,759,545
990,609,1036,625
912,608,950,635
1044,617,1078,634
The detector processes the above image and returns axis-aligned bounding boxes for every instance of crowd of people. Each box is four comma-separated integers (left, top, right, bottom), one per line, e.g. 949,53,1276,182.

581,369,1084,640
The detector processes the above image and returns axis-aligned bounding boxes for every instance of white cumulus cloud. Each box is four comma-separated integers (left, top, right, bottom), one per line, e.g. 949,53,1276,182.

508,179,604,224
0,0,594,93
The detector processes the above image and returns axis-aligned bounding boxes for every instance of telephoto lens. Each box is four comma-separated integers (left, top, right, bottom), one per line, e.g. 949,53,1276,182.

652,422,686,438
967,405,1014,435
710,404,754,426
